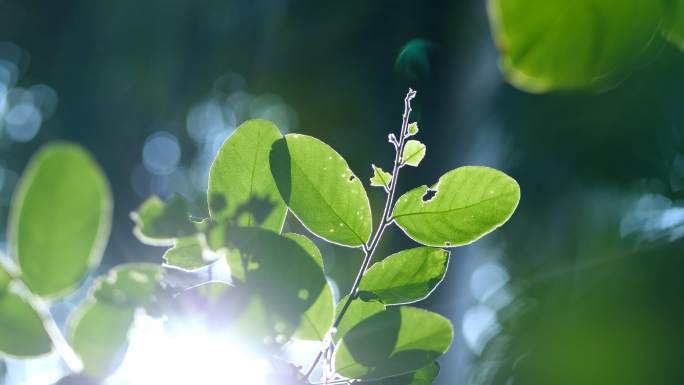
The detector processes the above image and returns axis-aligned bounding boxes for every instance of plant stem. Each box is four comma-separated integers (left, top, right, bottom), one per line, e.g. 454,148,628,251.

303,89,417,381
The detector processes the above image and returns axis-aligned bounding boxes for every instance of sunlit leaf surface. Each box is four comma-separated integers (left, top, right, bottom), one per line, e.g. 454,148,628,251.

333,307,453,380
92,264,168,317
163,235,212,272
270,134,372,247
358,248,449,305
8,143,112,298
487,0,664,92
392,166,520,247
402,140,426,167
333,295,385,345
208,119,287,233
371,165,393,189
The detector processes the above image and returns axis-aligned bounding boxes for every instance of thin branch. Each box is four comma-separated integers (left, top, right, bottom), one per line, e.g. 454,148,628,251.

304,89,417,380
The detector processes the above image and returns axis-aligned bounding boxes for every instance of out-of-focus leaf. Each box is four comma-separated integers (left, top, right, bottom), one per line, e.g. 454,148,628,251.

266,358,311,384
130,195,198,246
8,142,112,299
487,0,665,92
208,120,287,233
402,140,426,167
91,264,169,317
0,265,51,358
392,167,520,247
283,233,334,341
270,134,372,247
358,248,449,305
68,300,135,379
661,0,684,50
209,227,328,334
333,295,385,345
362,362,440,385
163,235,215,272
370,165,393,189
333,307,453,380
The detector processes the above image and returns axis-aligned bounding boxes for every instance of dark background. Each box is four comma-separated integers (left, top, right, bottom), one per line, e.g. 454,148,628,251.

2,1,684,384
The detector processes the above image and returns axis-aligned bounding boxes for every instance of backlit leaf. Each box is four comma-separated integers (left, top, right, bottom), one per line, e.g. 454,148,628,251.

163,235,215,272
283,233,334,341
0,265,51,358
91,264,169,317
392,167,520,247
407,122,419,136
333,307,453,380
402,140,425,167
358,248,449,305
270,134,372,247
363,362,440,385
370,165,393,189
68,300,135,379
8,143,112,298
487,0,665,92
333,295,385,345
130,195,198,246
208,120,287,233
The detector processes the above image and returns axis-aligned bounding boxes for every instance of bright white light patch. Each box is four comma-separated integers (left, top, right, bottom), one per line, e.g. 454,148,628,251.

116,318,268,385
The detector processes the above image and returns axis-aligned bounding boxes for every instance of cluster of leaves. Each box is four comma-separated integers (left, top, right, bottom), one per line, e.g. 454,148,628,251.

487,0,684,92
0,90,520,384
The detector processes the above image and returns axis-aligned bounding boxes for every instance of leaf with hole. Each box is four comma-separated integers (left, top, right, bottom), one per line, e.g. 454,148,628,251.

91,264,169,317
270,134,372,247
208,119,287,233
487,0,665,92
333,306,453,380
8,142,112,299
402,140,425,167
392,166,520,247
358,248,449,305
0,265,52,358
371,165,393,190
130,195,199,246
333,295,385,345
68,300,135,379
362,362,440,385
282,233,334,341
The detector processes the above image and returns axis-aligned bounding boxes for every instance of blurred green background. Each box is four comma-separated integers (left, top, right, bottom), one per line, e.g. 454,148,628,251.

2,1,684,384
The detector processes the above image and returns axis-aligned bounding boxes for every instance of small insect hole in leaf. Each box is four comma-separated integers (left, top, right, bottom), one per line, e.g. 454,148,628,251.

348,175,356,182
422,189,437,202
445,242,451,247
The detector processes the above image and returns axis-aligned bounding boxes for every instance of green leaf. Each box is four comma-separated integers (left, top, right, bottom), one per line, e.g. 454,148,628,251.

282,233,334,341
91,263,169,317
8,142,112,298
333,307,453,380
130,195,198,246
208,119,287,233
363,362,440,385
661,0,684,50
333,295,385,345
68,300,135,379
358,248,449,305
487,0,665,92
270,134,372,247
163,235,215,272
208,227,329,341
392,166,520,247
402,140,425,167
0,265,52,358
370,165,393,190
407,122,419,136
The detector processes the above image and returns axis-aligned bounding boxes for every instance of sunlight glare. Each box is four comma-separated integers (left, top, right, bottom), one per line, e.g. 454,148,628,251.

116,318,269,385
